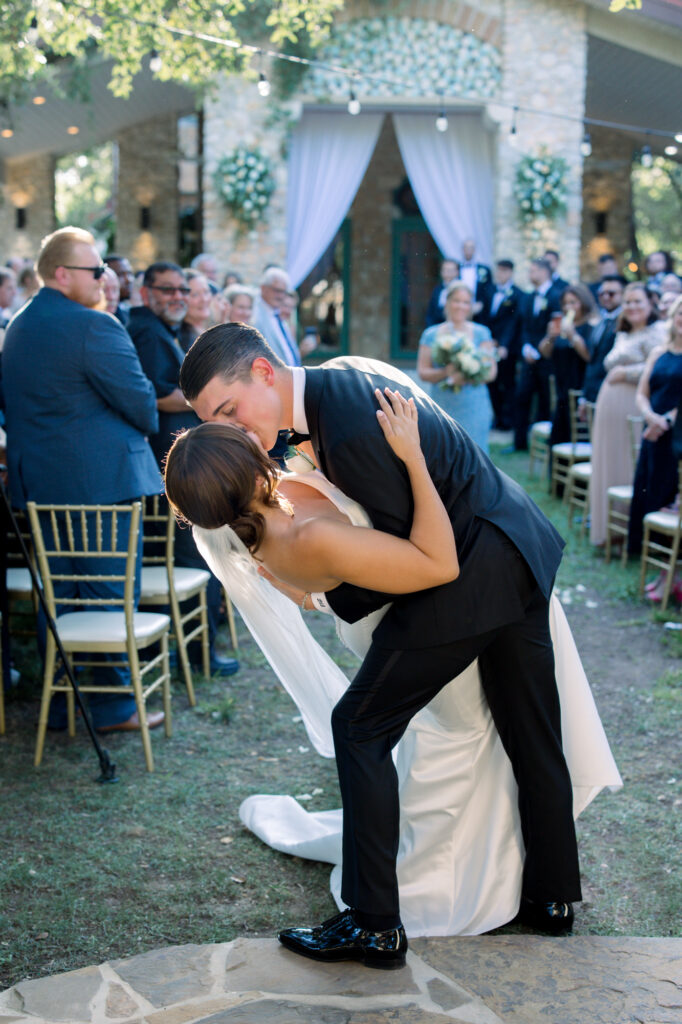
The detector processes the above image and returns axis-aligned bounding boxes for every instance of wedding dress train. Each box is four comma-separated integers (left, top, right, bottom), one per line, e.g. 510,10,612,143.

194,471,621,937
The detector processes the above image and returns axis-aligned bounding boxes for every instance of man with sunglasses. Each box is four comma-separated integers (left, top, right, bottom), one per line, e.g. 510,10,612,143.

582,275,625,403
129,262,239,680
1,226,165,733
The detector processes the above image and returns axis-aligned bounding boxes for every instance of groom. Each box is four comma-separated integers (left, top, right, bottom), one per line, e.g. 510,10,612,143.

180,324,581,968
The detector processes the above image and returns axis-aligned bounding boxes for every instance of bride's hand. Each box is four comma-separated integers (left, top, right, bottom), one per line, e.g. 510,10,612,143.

257,565,311,608
375,388,423,465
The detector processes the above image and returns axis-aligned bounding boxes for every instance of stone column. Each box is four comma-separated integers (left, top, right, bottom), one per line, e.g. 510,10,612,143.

202,72,292,283
1,153,56,260
580,126,634,280
116,115,180,267
490,0,587,287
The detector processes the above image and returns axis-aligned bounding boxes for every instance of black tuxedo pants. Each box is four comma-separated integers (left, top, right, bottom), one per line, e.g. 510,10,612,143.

513,359,552,450
331,581,581,928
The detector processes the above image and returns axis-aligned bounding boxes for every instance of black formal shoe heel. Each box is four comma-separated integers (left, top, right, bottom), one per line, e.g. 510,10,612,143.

278,909,408,970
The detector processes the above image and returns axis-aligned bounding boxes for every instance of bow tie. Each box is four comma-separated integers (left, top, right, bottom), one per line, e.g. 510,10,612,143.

285,429,311,446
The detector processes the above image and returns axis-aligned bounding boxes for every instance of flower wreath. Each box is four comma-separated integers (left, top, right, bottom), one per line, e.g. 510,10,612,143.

513,148,568,224
213,147,275,231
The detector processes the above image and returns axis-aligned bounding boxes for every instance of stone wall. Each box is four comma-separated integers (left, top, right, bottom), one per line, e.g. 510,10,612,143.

490,0,587,288
0,153,56,260
580,126,634,280
116,115,181,268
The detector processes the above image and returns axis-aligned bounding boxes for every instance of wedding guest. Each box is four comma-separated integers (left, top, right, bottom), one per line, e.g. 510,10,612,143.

252,266,302,366
589,283,666,547
583,276,624,403
223,269,243,289
539,283,597,448
190,252,220,286
14,265,39,311
179,269,213,352
417,281,497,453
588,253,620,301
104,254,135,319
101,266,128,325
628,296,682,568
224,284,255,324
480,259,525,430
544,249,570,296
425,258,460,327
645,251,674,291
460,238,493,319
659,290,681,319
0,270,17,326
660,273,682,295
511,258,561,452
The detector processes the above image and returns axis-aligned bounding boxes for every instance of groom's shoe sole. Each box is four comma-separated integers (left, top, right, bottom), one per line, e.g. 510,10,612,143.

278,933,406,970
515,899,574,934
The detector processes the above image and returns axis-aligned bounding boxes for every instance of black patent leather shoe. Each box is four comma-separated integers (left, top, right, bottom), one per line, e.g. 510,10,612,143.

278,909,408,970
517,898,574,934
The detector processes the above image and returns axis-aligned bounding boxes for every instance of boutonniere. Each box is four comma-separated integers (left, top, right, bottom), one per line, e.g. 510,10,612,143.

284,447,317,474
502,298,512,308
539,298,548,312
477,267,488,282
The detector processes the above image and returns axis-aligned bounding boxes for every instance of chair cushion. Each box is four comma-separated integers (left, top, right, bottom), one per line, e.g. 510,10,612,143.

57,610,170,646
172,567,211,597
551,442,592,458
569,462,592,480
7,567,34,595
140,566,210,601
140,567,170,600
644,510,680,532
530,421,552,437
607,485,633,500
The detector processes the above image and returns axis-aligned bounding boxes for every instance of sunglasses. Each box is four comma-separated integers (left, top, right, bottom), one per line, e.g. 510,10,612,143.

598,290,620,298
62,264,106,280
149,284,191,296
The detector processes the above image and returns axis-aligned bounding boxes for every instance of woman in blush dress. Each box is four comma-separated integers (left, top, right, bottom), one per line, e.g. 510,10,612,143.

589,283,666,547
417,281,497,453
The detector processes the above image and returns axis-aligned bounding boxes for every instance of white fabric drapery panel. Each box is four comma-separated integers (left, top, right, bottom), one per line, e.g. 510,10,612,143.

393,112,494,265
286,111,384,288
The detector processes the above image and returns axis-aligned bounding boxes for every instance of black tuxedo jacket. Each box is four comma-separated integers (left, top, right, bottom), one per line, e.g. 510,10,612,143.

582,316,619,402
303,358,564,649
521,289,562,348
481,284,526,359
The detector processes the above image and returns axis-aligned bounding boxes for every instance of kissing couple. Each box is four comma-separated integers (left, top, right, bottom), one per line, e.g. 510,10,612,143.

164,323,620,970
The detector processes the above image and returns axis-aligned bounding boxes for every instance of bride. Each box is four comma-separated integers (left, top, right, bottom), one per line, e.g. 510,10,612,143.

164,390,621,939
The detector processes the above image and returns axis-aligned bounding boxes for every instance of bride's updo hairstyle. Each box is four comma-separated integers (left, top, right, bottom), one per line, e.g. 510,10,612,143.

164,423,281,552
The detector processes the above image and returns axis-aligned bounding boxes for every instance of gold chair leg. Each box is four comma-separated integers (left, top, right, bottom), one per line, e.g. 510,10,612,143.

128,646,154,772
161,633,172,737
639,527,650,597
35,637,57,767
226,594,239,651
200,596,210,679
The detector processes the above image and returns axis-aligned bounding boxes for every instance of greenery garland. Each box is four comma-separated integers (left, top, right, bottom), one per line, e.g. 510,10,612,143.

213,147,276,231
514,148,569,224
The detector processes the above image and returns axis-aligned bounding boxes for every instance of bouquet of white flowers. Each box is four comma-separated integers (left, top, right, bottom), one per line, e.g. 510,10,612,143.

432,325,495,391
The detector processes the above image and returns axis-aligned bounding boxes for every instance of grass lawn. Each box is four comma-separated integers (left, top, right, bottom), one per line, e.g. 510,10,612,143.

1,443,680,990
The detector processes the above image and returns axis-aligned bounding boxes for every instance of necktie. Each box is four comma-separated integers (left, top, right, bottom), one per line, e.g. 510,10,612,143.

275,312,301,367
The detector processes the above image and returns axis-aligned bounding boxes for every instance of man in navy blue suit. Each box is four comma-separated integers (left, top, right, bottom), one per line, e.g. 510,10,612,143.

2,227,164,732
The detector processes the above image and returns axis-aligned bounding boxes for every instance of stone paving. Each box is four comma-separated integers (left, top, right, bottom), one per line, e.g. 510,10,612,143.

1,935,680,1024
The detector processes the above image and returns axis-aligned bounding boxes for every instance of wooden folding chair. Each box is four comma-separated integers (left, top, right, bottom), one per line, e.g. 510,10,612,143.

639,462,682,611
605,415,644,565
528,421,552,477
566,400,596,536
27,502,171,771
550,389,592,499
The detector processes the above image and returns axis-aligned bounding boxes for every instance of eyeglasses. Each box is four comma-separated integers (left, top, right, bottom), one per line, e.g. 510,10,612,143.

61,264,106,280
149,284,191,296
598,290,621,298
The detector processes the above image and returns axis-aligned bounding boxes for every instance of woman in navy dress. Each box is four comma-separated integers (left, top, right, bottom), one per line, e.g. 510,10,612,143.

628,296,682,573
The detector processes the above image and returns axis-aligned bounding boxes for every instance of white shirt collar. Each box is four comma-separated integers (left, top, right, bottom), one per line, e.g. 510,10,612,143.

291,366,308,434
537,279,552,297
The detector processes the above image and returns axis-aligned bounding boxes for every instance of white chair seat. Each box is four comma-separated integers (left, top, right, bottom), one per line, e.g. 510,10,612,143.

7,567,34,595
551,441,592,458
141,566,211,600
531,421,551,436
569,462,592,480
57,610,170,647
608,484,633,501
643,510,679,531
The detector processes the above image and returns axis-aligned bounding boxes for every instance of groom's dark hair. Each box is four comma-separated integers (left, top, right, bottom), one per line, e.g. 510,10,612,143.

180,322,285,400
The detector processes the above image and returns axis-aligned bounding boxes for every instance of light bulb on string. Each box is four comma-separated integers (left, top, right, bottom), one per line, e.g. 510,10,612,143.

508,105,518,147
580,131,592,158
664,145,678,157
149,49,162,73
26,15,39,45
640,143,653,168
347,88,361,116
435,109,448,133
257,72,271,97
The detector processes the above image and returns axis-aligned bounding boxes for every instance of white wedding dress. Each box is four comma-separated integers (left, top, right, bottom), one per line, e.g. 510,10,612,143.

194,469,622,938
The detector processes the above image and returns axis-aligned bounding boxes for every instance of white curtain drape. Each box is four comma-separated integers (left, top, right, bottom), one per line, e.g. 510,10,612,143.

393,113,494,265
286,111,384,288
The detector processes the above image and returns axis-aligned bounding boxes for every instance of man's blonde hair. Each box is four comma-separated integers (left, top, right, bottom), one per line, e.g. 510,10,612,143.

36,226,96,283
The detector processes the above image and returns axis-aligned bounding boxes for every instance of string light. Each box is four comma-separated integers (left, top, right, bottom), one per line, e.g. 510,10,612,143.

640,143,653,168
664,145,678,156
435,109,448,133
580,130,592,157
347,88,361,116
26,15,39,46
257,71,271,97
676,133,682,144
149,49,162,73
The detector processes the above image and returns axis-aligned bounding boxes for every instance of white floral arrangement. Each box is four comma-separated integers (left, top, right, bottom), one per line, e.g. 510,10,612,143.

213,147,275,231
302,17,501,100
514,149,569,224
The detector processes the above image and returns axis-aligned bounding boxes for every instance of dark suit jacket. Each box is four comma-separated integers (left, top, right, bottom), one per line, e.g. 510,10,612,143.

128,306,200,467
521,289,562,348
582,314,619,402
425,283,447,327
480,284,526,359
303,358,564,649
1,287,161,507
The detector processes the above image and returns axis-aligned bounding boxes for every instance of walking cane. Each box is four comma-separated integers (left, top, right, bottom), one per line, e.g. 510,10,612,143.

0,476,119,783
